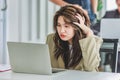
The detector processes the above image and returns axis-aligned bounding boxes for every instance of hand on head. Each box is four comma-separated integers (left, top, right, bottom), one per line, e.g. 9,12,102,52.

73,13,93,37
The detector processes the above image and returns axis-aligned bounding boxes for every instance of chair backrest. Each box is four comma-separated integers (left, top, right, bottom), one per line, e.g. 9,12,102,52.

100,18,120,73
100,19,120,39
100,38,119,73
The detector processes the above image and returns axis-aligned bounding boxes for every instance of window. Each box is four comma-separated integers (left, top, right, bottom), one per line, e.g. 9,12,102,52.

106,0,117,11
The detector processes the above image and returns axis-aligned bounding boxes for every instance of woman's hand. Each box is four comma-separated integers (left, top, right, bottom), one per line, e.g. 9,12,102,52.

73,13,94,37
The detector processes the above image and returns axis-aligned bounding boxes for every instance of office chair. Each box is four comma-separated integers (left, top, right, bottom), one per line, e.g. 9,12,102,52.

100,38,119,73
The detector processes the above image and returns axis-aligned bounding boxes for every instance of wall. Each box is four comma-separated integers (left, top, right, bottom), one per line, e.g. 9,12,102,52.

107,0,117,11
3,0,59,64
7,0,59,43
0,0,7,64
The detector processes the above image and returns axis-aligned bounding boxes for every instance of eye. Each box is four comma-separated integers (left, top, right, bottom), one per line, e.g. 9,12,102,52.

65,24,71,28
57,24,61,27
65,25,69,28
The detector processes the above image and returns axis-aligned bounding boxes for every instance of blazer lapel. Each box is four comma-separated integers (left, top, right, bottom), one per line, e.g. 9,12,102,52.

58,56,65,68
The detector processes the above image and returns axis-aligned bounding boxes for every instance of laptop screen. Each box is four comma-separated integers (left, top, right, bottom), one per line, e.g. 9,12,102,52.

7,42,52,75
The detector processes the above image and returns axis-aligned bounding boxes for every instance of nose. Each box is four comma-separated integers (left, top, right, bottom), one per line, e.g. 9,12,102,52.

60,27,66,33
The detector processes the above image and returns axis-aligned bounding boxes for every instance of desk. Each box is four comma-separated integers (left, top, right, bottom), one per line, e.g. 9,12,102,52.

0,70,120,80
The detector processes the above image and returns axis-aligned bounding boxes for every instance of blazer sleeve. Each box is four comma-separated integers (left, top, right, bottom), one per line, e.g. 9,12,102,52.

46,33,60,68
79,36,103,71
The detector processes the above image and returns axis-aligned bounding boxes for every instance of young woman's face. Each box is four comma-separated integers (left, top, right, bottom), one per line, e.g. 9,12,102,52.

57,16,75,44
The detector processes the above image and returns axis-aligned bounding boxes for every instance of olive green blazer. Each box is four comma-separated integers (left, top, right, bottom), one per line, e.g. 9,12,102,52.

46,33,103,71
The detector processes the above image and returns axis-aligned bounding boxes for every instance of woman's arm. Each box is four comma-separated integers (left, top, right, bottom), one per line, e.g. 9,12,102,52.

79,36,103,71
50,0,69,7
91,0,98,14
50,1,88,15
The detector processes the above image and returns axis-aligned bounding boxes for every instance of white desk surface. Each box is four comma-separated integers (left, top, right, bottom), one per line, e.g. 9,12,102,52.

0,70,120,80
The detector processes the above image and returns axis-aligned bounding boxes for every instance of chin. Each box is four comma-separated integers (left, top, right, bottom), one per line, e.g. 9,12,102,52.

60,38,68,41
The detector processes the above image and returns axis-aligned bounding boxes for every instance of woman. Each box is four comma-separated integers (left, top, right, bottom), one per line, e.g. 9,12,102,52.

46,5,103,71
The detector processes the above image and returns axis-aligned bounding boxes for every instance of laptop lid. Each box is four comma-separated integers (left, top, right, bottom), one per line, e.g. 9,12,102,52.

100,19,120,39
7,42,52,75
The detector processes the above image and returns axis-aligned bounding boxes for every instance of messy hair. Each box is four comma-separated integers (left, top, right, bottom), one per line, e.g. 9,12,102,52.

53,5,90,68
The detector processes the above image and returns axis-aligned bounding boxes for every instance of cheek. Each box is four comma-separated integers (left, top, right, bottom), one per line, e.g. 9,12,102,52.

56,27,60,33
67,29,75,37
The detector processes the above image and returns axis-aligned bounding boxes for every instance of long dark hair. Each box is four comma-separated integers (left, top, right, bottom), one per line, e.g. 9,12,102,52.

53,5,90,69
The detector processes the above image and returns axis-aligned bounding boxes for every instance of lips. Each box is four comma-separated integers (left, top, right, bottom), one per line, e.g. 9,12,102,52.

60,34,66,38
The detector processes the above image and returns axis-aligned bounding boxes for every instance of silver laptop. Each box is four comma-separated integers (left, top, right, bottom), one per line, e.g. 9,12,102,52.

100,19,120,39
7,42,65,75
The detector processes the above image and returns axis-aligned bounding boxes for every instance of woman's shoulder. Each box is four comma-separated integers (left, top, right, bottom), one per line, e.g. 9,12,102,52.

46,33,55,44
47,33,55,38
93,35,103,43
79,35,103,44
82,35,102,40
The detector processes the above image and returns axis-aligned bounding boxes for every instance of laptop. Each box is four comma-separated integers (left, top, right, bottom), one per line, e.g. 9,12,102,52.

7,42,66,75
100,19,120,39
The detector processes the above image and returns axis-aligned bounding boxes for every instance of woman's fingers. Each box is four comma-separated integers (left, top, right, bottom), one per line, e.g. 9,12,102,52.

73,21,93,36
75,13,85,28
73,22,87,32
